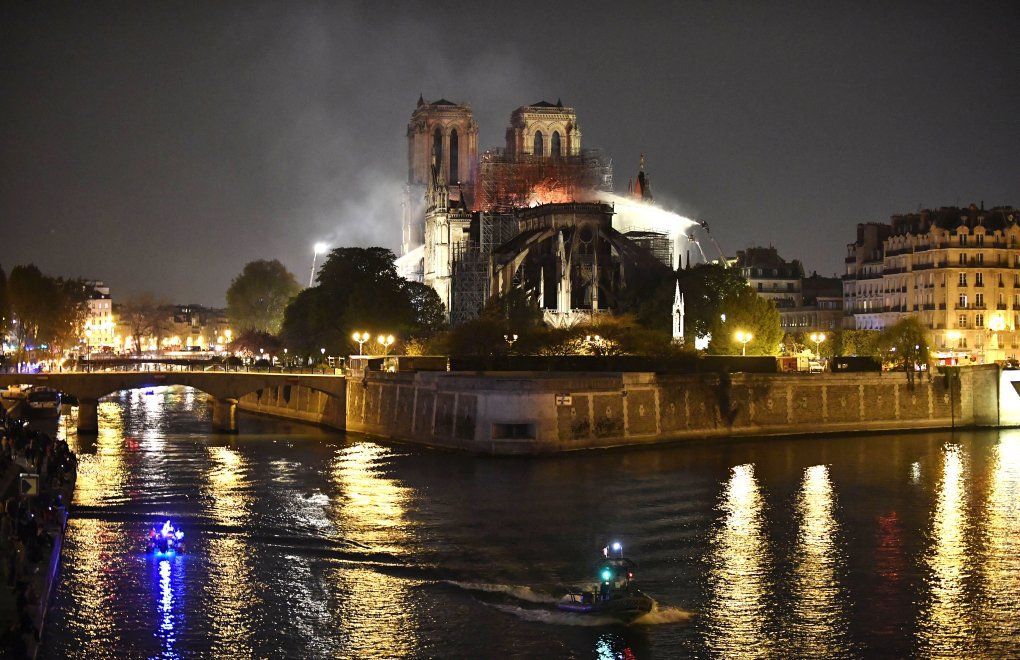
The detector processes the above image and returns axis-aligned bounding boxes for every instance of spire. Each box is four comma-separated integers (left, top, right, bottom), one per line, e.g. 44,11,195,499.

672,281,684,341
639,153,645,172
417,93,425,107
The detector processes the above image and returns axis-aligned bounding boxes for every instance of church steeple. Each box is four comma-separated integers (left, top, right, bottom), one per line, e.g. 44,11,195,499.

672,280,684,342
633,153,653,202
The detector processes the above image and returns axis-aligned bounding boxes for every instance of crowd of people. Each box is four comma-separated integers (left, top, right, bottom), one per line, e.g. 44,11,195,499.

0,403,77,657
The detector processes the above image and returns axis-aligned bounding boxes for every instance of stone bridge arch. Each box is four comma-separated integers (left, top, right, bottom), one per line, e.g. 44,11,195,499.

0,372,345,434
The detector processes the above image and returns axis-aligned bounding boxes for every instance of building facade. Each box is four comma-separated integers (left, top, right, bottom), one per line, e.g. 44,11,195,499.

844,204,1020,363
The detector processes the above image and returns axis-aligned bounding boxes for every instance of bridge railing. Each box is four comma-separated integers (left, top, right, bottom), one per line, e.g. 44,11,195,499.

4,364,342,376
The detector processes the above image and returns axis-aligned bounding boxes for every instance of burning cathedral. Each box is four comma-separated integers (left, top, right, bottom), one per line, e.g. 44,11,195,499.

399,96,693,328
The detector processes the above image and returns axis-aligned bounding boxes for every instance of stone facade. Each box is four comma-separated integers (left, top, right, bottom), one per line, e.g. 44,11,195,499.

844,204,1020,363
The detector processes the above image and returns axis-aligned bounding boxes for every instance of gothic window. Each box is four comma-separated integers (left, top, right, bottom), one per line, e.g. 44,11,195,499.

534,131,544,156
449,129,459,183
433,127,443,169
551,131,561,158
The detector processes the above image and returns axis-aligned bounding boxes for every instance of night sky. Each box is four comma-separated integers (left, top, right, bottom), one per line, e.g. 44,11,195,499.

2,1,1017,306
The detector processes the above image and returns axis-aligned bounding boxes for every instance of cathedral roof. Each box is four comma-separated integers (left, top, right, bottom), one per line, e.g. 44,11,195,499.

430,99,457,106
529,100,564,108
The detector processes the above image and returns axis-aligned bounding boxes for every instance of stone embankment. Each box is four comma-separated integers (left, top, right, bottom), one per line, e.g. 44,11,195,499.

239,364,1014,455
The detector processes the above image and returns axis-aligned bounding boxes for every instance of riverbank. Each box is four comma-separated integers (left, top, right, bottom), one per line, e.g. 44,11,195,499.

236,364,1014,454
0,403,77,658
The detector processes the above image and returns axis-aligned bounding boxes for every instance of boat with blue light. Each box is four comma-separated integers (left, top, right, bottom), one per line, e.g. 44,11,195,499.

147,520,186,554
557,542,653,621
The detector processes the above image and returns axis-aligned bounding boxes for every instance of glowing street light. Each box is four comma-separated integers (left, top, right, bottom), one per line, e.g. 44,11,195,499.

352,331,370,356
809,332,826,362
735,330,753,356
377,334,394,356
504,333,518,353
309,242,329,287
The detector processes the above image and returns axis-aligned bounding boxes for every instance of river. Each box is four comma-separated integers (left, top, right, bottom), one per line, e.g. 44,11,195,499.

39,385,1020,658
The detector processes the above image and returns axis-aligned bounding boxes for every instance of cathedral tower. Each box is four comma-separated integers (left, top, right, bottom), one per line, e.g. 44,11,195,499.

505,100,581,158
402,97,478,264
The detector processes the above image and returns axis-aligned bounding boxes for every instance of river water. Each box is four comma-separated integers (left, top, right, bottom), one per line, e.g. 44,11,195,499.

39,385,1020,658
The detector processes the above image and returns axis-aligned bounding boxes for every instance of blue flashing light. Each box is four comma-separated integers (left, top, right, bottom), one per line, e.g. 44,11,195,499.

601,569,613,582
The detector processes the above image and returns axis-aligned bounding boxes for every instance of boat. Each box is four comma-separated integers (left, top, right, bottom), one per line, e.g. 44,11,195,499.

557,542,653,621
146,520,187,554
25,387,61,417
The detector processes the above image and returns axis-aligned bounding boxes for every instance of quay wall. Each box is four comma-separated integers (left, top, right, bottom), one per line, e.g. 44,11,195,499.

232,365,1010,454
237,384,345,430
344,365,1002,454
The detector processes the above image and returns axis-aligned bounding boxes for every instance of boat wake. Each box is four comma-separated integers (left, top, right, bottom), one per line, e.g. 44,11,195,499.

441,581,693,626
440,580,559,604
488,603,620,627
631,602,695,625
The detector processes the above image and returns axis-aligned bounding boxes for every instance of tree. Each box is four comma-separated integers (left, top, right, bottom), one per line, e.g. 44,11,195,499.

834,329,879,357
280,247,438,360
707,287,783,356
5,265,89,361
231,329,282,357
120,293,170,356
676,264,753,341
875,316,933,374
402,280,446,332
226,259,301,335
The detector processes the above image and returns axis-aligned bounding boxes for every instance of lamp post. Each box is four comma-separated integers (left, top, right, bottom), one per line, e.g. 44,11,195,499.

735,330,753,356
376,334,394,356
809,332,826,362
309,242,328,287
504,333,518,353
352,331,370,356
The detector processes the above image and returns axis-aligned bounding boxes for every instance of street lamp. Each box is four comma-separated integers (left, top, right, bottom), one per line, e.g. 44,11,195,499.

352,331,370,356
309,242,328,287
735,330,753,356
809,332,826,362
376,334,394,356
504,333,518,353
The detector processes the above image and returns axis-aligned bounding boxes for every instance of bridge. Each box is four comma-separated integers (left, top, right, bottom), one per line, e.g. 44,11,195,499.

0,371,346,434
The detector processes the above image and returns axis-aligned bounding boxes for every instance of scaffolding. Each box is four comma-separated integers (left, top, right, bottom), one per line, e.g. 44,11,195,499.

476,148,613,213
623,230,673,269
451,242,489,325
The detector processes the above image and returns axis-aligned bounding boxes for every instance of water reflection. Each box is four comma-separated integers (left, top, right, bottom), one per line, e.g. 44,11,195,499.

705,463,772,658
156,557,183,659
980,433,1020,652
70,400,128,507
792,465,848,656
918,443,975,655
202,444,258,655
328,443,419,657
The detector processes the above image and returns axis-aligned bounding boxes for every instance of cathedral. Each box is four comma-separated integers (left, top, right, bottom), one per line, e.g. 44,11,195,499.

400,97,676,328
